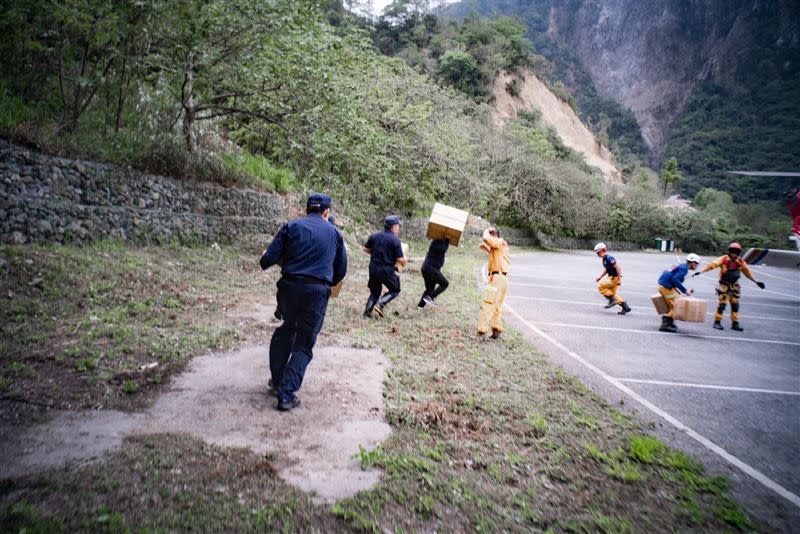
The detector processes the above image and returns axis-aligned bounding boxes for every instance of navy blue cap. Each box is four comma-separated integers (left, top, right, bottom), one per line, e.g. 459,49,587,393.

384,215,402,227
307,193,331,210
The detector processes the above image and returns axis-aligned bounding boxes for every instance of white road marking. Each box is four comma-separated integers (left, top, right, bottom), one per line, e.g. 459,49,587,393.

505,295,800,323
502,303,800,508
615,378,800,396
512,282,800,310
527,320,800,347
753,270,800,284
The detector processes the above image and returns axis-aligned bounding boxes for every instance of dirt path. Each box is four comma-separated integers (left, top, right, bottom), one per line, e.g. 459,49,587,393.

0,342,392,502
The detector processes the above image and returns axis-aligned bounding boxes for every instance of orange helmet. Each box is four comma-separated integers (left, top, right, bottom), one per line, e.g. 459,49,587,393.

728,242,742,252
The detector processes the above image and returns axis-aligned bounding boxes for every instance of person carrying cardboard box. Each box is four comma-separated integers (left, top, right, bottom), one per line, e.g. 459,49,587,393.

594,243,631,315
363,215,406,318
656,253,701,332
477,227,510,339
418,237,450,308
693,242,765,331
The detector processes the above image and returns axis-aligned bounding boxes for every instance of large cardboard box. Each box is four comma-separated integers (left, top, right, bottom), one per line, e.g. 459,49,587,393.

426,203,469,247
651,293,670,315
673,297,708,322
395,242,409,271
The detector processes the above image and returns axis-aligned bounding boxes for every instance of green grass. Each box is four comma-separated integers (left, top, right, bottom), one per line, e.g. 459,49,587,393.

0,239,757,532
222,152,296,193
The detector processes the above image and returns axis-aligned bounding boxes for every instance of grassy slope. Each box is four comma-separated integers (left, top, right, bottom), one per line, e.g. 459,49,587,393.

0,240,755,532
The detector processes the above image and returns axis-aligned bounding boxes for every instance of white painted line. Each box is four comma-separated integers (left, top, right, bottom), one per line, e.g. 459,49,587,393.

528,320,800,347
511,282,800,310
502,303,800,508
754,270,800,284
616,378,800,396
505,295,800,323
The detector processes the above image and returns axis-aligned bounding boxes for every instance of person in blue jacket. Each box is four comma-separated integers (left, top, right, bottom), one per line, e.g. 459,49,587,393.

260,193,347,411
657,253,701,332
363,215,406,317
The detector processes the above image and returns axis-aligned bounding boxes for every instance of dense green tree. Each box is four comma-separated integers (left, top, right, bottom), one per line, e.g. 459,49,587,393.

659,157,684,195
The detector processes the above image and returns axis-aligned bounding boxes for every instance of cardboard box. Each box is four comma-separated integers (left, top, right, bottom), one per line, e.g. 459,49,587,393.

395,242,409,271
673,297,708,322
330,280,343,298
426,203,469,247
651,294,670,315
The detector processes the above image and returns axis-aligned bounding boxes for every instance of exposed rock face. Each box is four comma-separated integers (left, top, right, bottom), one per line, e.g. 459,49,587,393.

448,0,798,158
492,69,622,184
545,0,798,156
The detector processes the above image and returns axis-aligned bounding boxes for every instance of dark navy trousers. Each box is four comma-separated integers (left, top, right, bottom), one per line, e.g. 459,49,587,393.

269,277,330,403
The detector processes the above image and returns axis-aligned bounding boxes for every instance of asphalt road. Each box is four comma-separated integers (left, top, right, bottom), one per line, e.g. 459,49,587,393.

500,249,800,531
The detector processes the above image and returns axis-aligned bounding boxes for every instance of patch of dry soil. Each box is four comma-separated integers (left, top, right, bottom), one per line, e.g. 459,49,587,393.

0,344,392,502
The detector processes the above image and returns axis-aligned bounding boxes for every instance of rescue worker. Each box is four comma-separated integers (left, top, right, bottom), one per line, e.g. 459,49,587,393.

657,253,701,332
418,237,450,308
260,193,347,411
693,242,765,331
273,215,340,322
594,242,631,314
477,227,510,339
363,215,406,318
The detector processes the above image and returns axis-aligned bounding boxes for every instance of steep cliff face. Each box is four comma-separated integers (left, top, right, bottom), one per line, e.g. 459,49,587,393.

545,0,798,156
492,70,622,183
447,0,799,159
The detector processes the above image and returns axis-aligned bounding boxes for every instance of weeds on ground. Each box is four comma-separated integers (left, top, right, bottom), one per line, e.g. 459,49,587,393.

0,240,757,532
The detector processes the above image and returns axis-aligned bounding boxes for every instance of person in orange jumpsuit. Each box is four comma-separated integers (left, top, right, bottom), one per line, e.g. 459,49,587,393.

477,227,511,339
693,242,765,331
594,242,631,315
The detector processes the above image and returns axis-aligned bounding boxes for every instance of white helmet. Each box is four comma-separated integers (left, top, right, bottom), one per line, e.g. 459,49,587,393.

686,253,701,263
593,242,607,252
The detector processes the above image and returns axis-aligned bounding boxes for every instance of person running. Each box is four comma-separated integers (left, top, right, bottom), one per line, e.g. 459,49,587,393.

657,253,701,332
477,227,510,339
594,242,631,315
260,193,347,411
418,237,450,308
693,242,765,331
363,215,406,318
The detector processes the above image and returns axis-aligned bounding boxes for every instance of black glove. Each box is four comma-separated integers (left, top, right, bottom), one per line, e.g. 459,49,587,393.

692,272,701,277
756,281,765,289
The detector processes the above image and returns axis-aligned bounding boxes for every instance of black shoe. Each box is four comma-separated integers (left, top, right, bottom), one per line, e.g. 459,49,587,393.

713,321,723,330
417,299,426,309
731,322,743,331
618,302,631,315
363,296,377,318
659,316,677,332
604,298,617,309
423,295,438,307
277,398,301,411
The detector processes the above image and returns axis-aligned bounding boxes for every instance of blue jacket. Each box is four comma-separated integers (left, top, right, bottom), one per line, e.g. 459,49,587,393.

260,214,347,284
658,263,689,294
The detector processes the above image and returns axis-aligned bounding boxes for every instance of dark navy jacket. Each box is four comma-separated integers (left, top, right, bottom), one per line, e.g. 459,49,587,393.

260,214,347,284
658,263,689,294
423,239,449,270
603,255,619,277
365,230,403,270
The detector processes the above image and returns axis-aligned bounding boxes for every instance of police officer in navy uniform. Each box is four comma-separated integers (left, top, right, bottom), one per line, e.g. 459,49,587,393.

260,193,347,411
363,215,406,317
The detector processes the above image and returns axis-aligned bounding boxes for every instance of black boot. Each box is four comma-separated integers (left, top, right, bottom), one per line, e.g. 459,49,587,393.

731,321,743,331
363,296,378,318
659,316,677,332
374,291,399,317
713,320,723,330
604,297,617,309
618,301,631,315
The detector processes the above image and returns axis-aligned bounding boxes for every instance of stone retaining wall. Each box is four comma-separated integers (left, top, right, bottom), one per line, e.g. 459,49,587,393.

0,141,291,245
